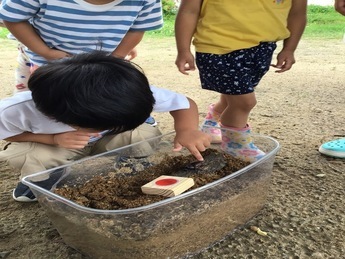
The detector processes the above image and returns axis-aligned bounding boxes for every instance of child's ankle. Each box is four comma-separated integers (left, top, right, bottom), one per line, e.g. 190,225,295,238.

219,123,250,132
220,124,264,162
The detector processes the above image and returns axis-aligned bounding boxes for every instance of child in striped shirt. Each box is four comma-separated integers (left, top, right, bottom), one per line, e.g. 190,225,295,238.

0,0,163,91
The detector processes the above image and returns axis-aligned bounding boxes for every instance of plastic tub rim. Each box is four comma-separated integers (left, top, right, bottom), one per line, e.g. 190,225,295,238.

22,132,280,215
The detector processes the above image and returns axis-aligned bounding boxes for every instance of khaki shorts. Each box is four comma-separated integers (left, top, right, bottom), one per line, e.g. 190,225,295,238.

0,124,161,179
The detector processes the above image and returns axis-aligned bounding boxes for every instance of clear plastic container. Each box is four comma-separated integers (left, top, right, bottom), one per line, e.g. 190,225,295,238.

22,131,279,259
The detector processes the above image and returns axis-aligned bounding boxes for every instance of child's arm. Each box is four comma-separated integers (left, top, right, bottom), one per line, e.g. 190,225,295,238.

272,0,307,73
5,131,100,149
175,0,202,75
4,21,70,61
111,31,144,60
170,97,211,161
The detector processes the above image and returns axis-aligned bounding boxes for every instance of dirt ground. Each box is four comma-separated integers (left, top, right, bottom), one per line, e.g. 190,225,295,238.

0,36,344,259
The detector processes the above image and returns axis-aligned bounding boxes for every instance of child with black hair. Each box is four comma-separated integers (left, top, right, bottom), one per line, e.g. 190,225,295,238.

0,51,211,202
0,0,162,125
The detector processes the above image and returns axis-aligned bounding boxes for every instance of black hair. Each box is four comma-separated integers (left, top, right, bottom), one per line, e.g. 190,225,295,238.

28,51,155,134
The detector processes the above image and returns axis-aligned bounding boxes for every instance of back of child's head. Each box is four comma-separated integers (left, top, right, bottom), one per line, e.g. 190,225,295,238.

28,51,155,133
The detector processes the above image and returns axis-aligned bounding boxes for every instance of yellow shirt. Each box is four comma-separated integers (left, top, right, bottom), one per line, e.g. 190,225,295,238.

193,0,292,54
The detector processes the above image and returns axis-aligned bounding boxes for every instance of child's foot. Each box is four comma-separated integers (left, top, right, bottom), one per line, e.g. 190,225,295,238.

201,122,222,144
12,182,37,202
201,104,222,143
14,168,68,202
319,138,345,158
145,116,157,127
220,124,265,163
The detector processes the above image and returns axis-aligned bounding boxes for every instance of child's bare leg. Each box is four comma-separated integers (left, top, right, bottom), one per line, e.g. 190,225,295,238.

212,94,228,115
220,92,256,128
219,93,264,162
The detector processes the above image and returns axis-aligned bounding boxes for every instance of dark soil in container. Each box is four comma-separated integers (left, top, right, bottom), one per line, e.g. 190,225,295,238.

55,148,250,210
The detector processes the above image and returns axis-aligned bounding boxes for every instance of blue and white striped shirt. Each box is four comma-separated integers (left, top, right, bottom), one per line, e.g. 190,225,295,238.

0,0,163,65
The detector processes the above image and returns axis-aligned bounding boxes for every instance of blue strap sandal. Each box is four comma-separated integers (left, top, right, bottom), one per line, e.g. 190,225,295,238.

319,138,345,158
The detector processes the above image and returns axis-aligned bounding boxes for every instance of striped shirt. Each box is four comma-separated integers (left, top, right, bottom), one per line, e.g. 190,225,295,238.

0,0,163,66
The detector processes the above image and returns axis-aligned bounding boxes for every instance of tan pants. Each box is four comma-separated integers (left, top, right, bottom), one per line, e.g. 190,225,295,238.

0,124,161,179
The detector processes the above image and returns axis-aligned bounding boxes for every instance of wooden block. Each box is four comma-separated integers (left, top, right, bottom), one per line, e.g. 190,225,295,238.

141,175,194,197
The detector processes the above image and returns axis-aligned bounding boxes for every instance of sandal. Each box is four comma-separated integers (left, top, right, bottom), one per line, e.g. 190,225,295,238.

319,138,345,158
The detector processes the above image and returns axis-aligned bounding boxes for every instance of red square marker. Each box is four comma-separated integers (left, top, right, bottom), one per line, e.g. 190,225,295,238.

141,175,194,197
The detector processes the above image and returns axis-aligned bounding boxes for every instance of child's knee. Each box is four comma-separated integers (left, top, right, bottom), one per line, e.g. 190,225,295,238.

243,97,257,110
0,142,35,172
0,151,25,174
127,124,162,157
135,123,162,141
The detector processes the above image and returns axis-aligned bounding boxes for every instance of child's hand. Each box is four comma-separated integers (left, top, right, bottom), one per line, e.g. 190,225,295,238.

173,130,211,161
125,48,138,60
53,131,100,149
271,49,295,73
175,51,196,75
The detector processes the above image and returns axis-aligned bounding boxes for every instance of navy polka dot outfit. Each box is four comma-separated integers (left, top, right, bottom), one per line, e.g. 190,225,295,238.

195,42,277,95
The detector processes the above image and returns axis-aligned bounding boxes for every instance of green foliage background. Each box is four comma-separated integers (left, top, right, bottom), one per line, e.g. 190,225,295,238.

305,5,345,39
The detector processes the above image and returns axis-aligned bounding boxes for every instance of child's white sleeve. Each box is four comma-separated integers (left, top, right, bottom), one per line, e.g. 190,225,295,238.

0,92,74,139
150,85,190,112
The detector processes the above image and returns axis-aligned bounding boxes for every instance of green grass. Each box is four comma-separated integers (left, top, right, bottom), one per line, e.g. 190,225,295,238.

0,27,9,39
146,6,345,40
147,5,345,40
145,14,175,38
1,6,344,40
304,5,345,39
